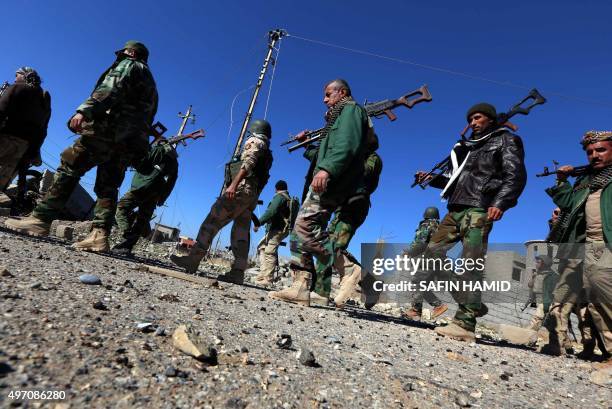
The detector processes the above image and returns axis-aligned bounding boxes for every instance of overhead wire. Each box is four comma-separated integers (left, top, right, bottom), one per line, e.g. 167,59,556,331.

263,37,283,120
285,32,612,109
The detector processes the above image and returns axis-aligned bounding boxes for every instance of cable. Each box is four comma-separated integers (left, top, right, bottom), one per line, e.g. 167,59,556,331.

286,32,612,109
264,37,283,120
224,85,256,160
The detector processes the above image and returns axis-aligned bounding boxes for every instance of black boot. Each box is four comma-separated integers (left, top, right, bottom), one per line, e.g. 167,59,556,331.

112,235,139,256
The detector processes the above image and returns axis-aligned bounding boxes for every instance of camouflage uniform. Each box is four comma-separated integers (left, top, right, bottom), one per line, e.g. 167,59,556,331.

115,141,178,239
191,134,271,271
288,101,368,283
256,190,290,280
313,149,382,297
32,52,158,230
405,217,444,311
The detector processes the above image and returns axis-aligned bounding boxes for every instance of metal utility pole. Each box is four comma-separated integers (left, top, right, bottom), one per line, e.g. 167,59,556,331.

230,29,285,159
174,105,196,147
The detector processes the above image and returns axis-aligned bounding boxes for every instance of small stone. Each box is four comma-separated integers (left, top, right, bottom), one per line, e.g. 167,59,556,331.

92,301,108,310
29,282,42,290
500,371,512,381
79,274,101,285
154,327,166,336
0,267,13,278
0,362,14,377
455,393,471,407
296,348,317,367
470,390,483,399
276,334,292,349
240,346,249,353
226,397,247,409
136,322,156,333
172,325,218,365
165,366,178,377
159,293,179,302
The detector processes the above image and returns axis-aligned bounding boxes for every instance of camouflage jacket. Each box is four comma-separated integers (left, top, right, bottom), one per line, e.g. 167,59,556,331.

404,218,439,256
76,56,158,143
238,134,271,195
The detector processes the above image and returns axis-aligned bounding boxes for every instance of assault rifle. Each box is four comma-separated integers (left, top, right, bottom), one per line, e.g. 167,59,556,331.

150,121,205,147
0,81,9,98
412,88,547,189
282,84,432,152
536,160,590,178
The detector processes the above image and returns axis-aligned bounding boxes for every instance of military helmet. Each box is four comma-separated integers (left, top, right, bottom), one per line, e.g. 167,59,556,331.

15,66,41,86
115,40,149,62
535,254,553,267
423,206,440,220
249,119,272,139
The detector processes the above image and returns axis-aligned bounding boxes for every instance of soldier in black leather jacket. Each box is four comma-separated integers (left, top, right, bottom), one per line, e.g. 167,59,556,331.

415,102,527,342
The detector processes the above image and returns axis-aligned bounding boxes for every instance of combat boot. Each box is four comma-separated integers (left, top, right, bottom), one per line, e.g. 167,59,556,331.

269,270,311,307
218,269,244,284
434,322,476,342
475,303,488,318
72,228,110,252
170,248,205,274
540,342,563,356
310,291,331,306
576,341,596,361
334,267,361,309
431,304,449,320
5,215,50,237
402,307,422,322
111,235,139,256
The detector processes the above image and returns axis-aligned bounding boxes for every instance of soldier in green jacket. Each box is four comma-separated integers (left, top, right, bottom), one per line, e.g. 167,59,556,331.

112,140,179,255
269,78,368,307
253,180,292,285
542,130,612,364
310,131,382,307
6,41,158,254
526,255,559,331
401,206,449,321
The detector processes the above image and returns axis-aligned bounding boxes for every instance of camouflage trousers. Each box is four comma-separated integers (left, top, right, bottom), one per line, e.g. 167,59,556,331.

583,243,612,353
192,187,258,271
0,134,28,192
115,187,158,239
424,207,492,332
257,228,288,280
33,135,145,230
312,195,369,297
289,188,339,278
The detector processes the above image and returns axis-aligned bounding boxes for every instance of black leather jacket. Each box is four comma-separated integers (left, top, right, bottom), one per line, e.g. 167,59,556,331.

431,128,527,211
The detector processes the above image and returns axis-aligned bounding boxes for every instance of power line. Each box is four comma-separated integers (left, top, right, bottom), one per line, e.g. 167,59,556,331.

286,32,612,109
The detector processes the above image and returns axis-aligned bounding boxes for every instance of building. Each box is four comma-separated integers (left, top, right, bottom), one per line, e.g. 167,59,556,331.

151,223,180,243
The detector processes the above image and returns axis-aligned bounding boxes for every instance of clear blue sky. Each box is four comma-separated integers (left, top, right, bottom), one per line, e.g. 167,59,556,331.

2,0,611,258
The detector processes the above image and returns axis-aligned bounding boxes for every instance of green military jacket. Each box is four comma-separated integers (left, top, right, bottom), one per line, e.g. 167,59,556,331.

404,218,439,256
546,173,612,247
131,142,178,204
258,190,289,233
76,56,158,144
312,102,368,205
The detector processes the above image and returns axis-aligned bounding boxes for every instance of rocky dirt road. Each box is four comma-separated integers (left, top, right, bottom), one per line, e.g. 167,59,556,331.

0,229,609,408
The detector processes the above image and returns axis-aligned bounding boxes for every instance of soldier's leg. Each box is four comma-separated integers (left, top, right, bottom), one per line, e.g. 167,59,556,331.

269,189,334,306
259,229,285,281
544,259,582,353
115,190,140,235
0,135,28,191
528,303,546,331
229,205,254,272
33,137,104,223
452,208,492,332
131,192,157,238
583,245,612,356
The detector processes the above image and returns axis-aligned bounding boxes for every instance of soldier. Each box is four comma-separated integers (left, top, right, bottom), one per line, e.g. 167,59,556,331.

253,180,294,285
269,78,368,306
401,206,449,322
314,132,383,307
0,67,51,192
526,255,558,331
170,120,273,284
414,102,527,342
6,41,158,253
543,130,612,368
112,139,179,255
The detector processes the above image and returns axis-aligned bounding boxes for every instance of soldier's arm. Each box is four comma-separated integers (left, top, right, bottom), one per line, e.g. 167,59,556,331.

0,84,16,122
258,194,285,225
316,105,366,179
240,138,265,175
545,180,575,211
76,59,136,119
404,223,431,256
303,143,319,162
489,134,527,211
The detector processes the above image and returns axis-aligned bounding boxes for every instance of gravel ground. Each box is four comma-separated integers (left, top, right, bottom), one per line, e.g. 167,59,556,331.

0,228,609,409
